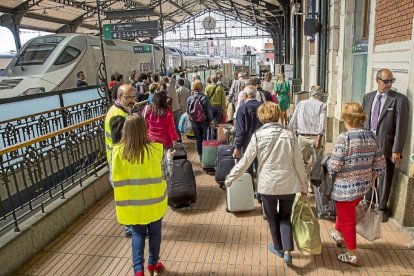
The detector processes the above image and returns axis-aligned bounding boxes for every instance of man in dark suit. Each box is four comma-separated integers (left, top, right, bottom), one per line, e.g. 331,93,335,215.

362,68,409,222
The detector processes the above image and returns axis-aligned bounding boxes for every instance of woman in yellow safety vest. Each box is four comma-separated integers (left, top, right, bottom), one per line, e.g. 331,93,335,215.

111,113,167,276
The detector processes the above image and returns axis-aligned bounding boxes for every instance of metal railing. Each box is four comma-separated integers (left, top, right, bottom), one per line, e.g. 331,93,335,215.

0,98,108,152
0,100,146,236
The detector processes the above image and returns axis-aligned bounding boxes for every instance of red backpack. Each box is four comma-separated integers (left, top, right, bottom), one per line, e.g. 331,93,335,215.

188,95,206,123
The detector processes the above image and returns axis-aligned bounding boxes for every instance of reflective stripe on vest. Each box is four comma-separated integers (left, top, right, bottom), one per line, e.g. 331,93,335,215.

112,142,167,225
116,189,167,206
113,177,164,188
104,105,127,162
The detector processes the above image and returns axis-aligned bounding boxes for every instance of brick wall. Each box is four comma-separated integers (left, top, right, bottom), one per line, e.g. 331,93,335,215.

375,0,414,45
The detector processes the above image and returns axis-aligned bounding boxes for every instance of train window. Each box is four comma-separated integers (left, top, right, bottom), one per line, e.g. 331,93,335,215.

16,44,56,66
54,46,81,65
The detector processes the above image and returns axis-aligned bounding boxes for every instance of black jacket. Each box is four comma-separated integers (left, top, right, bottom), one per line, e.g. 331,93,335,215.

310,153,335,196
235,99,262,150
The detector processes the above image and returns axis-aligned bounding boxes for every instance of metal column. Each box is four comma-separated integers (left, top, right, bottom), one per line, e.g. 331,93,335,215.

318,0,328,93
293,0,302,80
284,4,291,64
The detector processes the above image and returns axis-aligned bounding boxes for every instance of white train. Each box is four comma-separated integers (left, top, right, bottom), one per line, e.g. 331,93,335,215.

0,34,241,99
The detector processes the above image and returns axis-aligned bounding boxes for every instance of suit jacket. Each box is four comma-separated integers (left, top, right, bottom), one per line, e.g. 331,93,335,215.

362,90,409,158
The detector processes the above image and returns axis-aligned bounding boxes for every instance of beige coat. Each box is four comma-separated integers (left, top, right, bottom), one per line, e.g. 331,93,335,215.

225,123,307,195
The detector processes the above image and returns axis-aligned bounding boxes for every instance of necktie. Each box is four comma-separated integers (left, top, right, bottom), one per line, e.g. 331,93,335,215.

370,94,382,132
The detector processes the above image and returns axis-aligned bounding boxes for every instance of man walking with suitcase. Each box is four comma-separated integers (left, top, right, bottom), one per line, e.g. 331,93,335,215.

289,85,327,194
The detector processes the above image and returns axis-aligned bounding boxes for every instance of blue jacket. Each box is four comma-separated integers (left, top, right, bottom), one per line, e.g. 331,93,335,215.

235,99,262,150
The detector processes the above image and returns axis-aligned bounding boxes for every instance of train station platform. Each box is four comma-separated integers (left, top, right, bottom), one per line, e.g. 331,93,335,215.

14,139,414,276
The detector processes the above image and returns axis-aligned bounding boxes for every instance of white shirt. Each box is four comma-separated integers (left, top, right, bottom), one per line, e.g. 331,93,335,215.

289,97,327,135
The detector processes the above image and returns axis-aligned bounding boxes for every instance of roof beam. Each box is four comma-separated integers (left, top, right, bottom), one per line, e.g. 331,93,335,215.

167,0,194,17
227,0,241,20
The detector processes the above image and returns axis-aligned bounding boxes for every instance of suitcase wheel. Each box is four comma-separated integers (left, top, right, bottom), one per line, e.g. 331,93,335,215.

219,183,226,190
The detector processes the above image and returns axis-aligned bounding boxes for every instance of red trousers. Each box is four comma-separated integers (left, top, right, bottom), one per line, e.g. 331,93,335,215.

335,197,362,250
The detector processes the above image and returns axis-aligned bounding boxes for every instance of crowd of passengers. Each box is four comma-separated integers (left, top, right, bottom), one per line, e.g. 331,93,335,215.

104,67,408,276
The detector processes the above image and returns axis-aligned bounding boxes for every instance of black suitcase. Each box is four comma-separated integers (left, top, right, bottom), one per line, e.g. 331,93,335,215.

167,159,197,208
314,185,336,219
215,145,236,188
173,143,187,160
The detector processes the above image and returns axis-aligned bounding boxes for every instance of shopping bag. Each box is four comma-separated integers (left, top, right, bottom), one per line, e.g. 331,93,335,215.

292,196,322,255
356,186,382,241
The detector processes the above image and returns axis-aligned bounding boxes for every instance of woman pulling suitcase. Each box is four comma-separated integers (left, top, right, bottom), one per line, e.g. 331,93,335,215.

111,114,168,276
225,102,307,265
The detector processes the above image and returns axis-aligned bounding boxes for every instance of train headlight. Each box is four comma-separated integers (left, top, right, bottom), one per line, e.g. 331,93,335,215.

19,87,46,96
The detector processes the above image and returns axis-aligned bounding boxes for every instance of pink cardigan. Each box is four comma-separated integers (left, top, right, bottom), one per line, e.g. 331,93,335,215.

143,106,178,148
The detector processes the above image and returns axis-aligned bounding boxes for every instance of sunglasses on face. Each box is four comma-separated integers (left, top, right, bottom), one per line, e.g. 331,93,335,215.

378,78,396,84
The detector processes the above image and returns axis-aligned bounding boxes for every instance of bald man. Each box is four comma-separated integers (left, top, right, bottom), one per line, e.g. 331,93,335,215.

104,84,136,237
362,68,409,222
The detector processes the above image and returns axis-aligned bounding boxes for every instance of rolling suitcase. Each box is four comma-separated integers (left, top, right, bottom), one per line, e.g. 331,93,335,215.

215,145,236,188
226,173,255,212
202,129,221,171
314,185,336,219
173,143,187,160
168,159,197,209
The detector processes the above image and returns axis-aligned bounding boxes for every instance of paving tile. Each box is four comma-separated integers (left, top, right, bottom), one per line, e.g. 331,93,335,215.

17,138,414,275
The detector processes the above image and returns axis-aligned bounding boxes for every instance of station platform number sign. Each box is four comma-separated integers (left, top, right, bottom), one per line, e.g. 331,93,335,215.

103,21,158,40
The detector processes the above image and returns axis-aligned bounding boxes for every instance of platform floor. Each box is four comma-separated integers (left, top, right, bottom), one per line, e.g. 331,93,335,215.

17,138,414,275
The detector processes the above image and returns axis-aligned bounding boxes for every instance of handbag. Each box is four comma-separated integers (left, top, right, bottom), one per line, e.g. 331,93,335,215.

356,186,382,241
292,196,322,255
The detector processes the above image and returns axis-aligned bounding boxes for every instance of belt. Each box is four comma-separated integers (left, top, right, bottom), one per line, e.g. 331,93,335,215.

298,133,319,137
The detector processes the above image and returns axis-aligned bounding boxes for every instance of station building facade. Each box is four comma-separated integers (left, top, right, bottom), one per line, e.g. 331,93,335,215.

299,0,414,226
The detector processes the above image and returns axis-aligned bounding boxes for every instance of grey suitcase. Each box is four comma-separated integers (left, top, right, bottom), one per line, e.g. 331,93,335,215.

226,173,255,212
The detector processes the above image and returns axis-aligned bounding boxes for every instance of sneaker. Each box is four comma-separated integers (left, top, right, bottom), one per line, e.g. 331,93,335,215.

283,253,292,265
267,244,283,258
337,252,358,265
330,231,344,247
147,262,164,275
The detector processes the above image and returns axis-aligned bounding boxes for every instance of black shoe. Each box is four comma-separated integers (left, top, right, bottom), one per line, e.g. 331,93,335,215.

381,211,389,223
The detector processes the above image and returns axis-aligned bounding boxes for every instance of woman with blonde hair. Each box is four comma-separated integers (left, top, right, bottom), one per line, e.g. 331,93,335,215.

111,114,167,276
273,73,291,126
328,102,385,265
226,102,307,265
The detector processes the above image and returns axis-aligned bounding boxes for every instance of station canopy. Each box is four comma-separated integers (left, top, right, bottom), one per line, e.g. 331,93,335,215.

0,0,286,37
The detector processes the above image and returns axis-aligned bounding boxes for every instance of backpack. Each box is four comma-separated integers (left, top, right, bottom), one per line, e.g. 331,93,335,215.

188,95,206,123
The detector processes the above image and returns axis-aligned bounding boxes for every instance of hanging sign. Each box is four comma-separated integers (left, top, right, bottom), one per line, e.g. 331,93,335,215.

103,21,159,40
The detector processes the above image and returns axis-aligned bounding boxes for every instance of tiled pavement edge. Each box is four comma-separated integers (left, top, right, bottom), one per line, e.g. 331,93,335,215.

17,138,414,276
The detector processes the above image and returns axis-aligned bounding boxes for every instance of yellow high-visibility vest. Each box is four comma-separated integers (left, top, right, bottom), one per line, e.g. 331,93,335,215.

104,105,128,162
111,142,167,225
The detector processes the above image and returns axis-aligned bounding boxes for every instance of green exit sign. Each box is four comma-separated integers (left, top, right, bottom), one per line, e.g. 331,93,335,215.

103,24,112,40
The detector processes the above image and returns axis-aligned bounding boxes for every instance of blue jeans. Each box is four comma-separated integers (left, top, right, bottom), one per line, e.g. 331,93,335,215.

191,121,208,156
131,218,163,273
210,106,223,139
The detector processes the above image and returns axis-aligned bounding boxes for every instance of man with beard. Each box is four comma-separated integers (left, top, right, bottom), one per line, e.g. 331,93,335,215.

104,84,136,237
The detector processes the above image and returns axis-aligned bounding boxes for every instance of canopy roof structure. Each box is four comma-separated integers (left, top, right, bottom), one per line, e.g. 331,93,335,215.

0,0,287,38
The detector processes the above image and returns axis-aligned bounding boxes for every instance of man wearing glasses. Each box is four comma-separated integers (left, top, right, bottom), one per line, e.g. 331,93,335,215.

104,84,136,237
362,68,409,222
